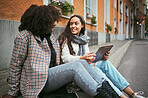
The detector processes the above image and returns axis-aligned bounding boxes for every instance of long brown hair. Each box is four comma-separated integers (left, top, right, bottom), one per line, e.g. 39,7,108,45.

58,15,86,55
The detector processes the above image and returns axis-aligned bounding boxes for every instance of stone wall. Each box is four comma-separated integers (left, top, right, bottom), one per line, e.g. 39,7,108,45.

0,19,20,70
0,19,101,70
87,30,98,46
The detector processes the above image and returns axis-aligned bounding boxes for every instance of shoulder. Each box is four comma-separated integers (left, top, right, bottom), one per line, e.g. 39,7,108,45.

61,38,68,48
62,40,78,48
50,34,60,45
15,30,31,42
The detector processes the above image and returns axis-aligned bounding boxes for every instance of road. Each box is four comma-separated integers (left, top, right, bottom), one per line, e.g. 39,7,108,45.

118,39,148,97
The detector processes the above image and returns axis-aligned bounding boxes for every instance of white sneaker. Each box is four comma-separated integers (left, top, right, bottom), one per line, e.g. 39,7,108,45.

134,91,145,98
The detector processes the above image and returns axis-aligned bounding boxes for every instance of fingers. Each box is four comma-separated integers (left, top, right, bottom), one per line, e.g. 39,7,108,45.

108,51,110,54
105,51,110,56
94,62,97,67
86,56,95,60
103,55,109,60
88,52,96,57
86,60,92,64
103,52,110,60
87,54,96,57
81,52,96,61
101,58,106,61
85,52,96,58
88,51,94,54
81,52,95,60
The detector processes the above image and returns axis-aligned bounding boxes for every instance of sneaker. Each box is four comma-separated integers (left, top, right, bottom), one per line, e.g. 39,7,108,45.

134,91,145,98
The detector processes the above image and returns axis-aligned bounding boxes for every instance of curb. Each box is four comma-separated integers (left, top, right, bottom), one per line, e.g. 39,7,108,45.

0,40,133,97
108,40,133,68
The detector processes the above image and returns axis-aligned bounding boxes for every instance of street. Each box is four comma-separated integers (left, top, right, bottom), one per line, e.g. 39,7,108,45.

118,39,148,97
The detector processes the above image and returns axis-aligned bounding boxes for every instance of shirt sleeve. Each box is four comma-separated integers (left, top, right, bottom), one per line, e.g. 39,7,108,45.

61,43,81,63
7,36,28,96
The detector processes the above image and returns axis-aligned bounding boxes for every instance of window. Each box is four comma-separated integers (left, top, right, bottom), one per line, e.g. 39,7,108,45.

85,0,97,24
139,0,142,10
114,19,117,33
120,0,123,14
86,0,93,15
105,0,110,23
86,0,97,16
131,9,133,19
60,0,73,4
114,19,116,28
125,5,128,17
114,0,116,8
143,4,147,15
135,7,137,16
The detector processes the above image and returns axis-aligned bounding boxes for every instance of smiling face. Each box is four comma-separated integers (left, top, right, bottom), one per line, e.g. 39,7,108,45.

70,17,84,36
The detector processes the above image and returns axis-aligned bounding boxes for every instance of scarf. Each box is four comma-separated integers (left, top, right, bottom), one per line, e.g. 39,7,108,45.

73,34,90,56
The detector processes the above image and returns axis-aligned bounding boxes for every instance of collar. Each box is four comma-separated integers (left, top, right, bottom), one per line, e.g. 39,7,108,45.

34,34,56,44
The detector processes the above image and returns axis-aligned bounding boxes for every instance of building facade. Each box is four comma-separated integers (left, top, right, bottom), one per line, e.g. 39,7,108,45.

0,0,147,70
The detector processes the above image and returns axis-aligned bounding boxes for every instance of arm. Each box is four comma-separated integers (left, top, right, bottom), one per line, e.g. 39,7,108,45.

81,44,95,63
80,52,96,64
7,36,28,97
61,43,81,63
61,43,95,63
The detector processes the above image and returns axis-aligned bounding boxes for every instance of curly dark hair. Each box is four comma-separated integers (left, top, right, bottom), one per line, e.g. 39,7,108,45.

19,4,61,36
58,15,86,55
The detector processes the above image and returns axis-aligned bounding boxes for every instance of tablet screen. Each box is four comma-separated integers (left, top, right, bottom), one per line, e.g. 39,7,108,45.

92,45,113,62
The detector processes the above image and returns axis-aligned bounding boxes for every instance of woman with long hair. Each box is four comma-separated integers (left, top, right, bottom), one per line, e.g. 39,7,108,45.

58,15,145,98
2,5,119,98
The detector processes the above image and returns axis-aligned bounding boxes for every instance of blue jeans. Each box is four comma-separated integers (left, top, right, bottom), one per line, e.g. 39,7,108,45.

40,60,105,96
90,60,129,96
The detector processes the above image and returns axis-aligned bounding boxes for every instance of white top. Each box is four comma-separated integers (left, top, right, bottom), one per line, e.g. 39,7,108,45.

61,42,90,63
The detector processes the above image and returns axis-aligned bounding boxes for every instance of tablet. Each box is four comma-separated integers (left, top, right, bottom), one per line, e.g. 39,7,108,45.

92,45,113,62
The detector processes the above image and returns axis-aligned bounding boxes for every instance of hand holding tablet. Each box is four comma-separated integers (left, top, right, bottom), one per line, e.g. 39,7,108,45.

92,45,113,63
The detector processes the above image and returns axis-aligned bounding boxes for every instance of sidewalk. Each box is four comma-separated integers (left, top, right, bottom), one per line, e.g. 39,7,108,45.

0,40,133,97
89,40,132,68
76,40,133,98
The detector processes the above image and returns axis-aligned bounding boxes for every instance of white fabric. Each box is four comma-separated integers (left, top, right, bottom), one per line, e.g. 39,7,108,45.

61,42,90,63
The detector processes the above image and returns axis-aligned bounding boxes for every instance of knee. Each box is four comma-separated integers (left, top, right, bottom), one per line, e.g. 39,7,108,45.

103,60,110,64
101,60,116,71
102,60,112,66
96,60,111,70
77,59,87,63
70,61,85,70
76,60,89,65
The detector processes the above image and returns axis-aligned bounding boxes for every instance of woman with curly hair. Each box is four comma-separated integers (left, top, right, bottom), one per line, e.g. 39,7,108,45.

1,5,119,98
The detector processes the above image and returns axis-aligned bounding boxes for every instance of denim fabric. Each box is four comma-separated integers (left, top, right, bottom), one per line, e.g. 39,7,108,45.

96,81,120,98
90,60,129,96
91,66,123,96
40,60,104,96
